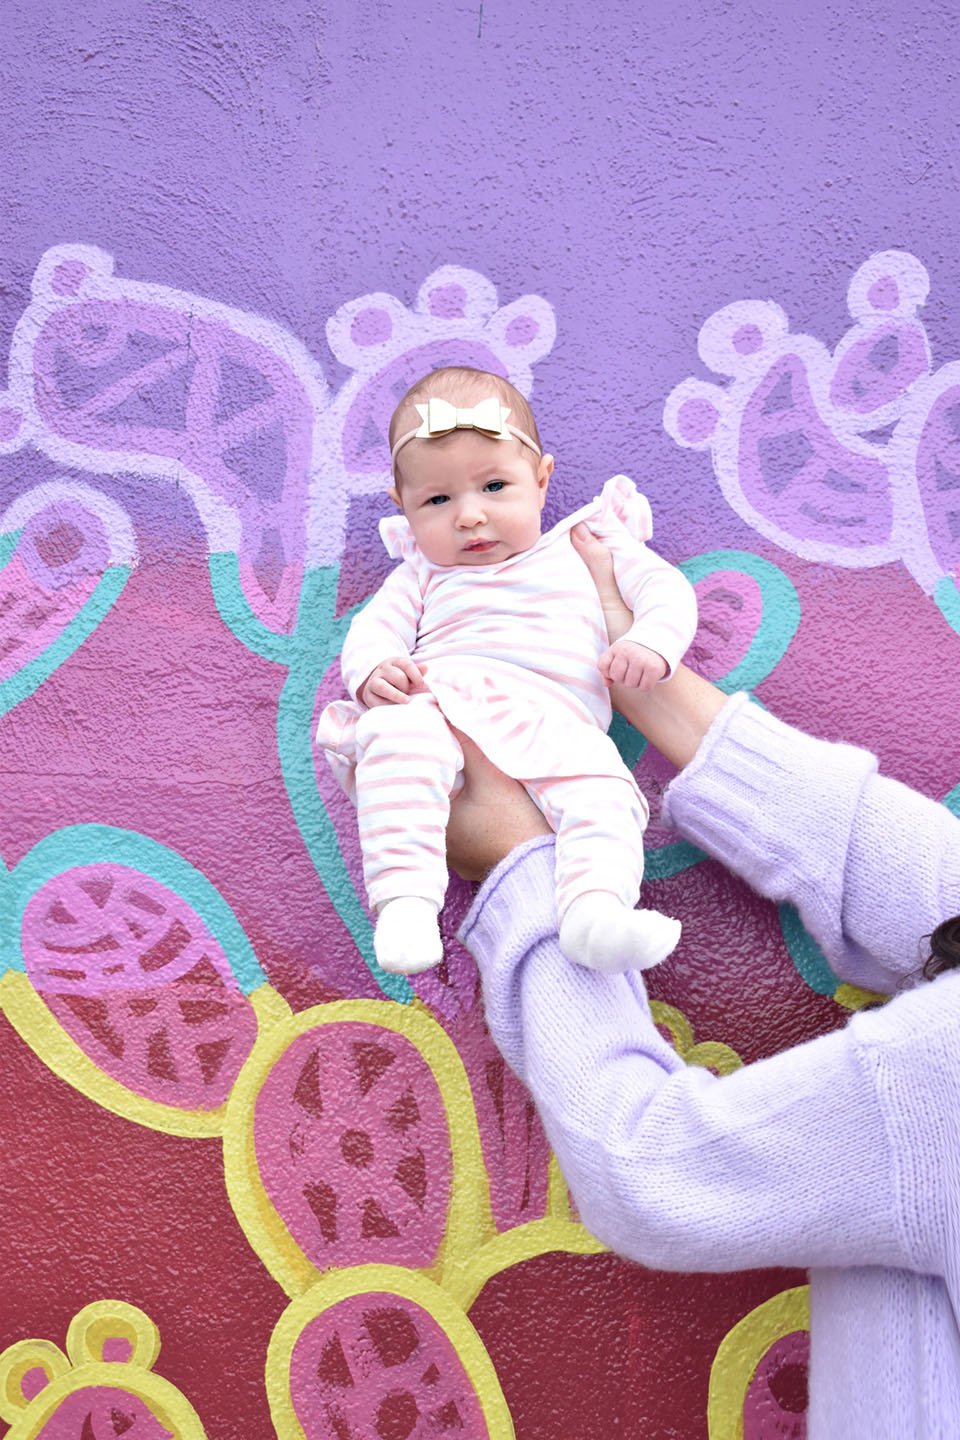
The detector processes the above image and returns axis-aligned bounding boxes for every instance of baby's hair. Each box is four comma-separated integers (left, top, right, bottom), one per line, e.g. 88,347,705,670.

388,366,542,476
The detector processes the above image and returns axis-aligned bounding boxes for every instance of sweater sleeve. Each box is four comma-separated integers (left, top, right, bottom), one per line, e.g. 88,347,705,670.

339,563,424,702
459,839,917,1274
662,693,960,992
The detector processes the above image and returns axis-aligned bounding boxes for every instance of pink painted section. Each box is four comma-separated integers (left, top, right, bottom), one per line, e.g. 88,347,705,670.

688,570,764,681
915,382,960,574
742,1330,809,1439
34,1386,173,1439
22,866,257,1109
830,322,928,415
738,355,893,547
444,1003,552,1232
31,297,315,631
289,1290,490,1439
254,1021,453,1272
0,552,100,683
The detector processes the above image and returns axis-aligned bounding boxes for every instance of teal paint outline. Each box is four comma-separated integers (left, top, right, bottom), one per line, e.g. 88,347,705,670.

942,782,960,818
645,838,709,881
0,529,22,568
0,564,131,717
679,549,801,694
778,902,840,995
208,551,293,665
7,824,266,994
276,566,414,1004
934,575,960,640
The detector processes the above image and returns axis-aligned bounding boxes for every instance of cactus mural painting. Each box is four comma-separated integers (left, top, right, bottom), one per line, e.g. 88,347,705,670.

4,2,960,1436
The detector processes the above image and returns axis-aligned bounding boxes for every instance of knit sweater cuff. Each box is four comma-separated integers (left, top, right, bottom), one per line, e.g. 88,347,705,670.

459,834,557,962
662,693,878,951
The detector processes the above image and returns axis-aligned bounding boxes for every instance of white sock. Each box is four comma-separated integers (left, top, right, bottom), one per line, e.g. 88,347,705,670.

374,897,443,975
559,892,682,972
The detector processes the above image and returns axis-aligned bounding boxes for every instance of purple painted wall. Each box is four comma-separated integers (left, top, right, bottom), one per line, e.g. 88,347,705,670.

3,3,960,1437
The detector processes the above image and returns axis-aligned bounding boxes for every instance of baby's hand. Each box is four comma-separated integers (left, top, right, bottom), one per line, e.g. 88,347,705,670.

359,656,427,707
598,639,667,691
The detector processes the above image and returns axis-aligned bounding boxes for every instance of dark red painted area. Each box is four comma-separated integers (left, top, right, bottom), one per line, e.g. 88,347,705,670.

469,1252,806,1440
0,1011,285,1440
0,1003,805,1439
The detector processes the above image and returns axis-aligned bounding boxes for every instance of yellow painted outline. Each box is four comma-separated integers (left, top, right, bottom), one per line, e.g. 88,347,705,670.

66,1300,161,1369
707,1284,810,1440
265,1264,515,1440
0,1342,70,1424
444,1218,607,1311
650,1000,743,1075
222,999,492,1297
0,1302,206,1438
0,971,290,1137
834,983,889,1011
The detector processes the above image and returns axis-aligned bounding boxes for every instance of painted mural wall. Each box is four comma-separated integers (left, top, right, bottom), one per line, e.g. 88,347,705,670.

2,2,960,1436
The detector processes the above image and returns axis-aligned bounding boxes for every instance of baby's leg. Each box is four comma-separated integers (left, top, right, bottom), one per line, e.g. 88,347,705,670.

354,695,463,975
526,773,681,972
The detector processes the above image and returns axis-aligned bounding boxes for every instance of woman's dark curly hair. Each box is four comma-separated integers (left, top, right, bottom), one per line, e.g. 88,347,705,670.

923,915,960,981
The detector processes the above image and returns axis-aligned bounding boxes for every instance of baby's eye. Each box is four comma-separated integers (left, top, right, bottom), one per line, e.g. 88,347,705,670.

426,494,449,506
484,480,505,493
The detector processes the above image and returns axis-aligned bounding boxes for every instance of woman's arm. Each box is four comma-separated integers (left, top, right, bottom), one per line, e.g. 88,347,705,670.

457,840,929,1275
570,525,960,990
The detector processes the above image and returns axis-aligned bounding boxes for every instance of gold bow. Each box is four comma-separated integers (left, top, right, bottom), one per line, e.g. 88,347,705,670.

413,395,511,441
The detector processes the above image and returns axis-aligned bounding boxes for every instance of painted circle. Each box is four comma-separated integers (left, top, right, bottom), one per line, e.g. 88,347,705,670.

352,308,394,347
677,397,718,444
254,1021,453,1271
288,1290,491,1439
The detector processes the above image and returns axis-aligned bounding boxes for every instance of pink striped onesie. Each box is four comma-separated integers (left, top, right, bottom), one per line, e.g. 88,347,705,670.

317,474,698,919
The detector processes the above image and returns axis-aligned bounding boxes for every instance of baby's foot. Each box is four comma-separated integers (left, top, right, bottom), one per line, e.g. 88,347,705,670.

374,897,443,974
559,893,681,972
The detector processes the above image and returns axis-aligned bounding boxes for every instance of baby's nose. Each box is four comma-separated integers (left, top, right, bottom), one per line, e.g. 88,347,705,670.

456,500,486,527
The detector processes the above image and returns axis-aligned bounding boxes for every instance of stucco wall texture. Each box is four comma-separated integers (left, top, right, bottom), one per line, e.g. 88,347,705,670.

3,3,960,1437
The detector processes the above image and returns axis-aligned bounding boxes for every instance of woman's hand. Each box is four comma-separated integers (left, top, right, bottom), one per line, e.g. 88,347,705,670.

570,523,727,770
446,732,550,882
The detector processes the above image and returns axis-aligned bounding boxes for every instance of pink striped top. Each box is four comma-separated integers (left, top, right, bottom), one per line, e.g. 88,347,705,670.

338,475,698,781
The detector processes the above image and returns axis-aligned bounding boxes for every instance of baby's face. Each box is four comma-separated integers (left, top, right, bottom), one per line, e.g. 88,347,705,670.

390,429,553,567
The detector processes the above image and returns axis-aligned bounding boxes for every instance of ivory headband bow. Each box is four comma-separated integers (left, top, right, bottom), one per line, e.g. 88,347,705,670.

390,395,542,470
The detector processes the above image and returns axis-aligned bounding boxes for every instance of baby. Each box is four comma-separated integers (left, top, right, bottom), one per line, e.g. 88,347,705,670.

317,367,698,975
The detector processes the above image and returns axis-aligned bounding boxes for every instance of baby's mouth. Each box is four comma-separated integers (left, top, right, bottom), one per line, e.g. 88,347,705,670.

463,538,498,552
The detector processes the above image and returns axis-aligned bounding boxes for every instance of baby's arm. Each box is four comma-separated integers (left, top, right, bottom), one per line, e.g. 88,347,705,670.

597,535,698,691
340,563,426,706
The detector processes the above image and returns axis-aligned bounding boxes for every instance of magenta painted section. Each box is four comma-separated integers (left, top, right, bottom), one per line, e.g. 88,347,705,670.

34,1387,172,1439
21,865,258,1108
254,1022,453,1272
289,1292,490,1438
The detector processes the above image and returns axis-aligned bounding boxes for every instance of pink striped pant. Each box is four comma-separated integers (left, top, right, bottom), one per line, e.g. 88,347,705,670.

352,693,648,917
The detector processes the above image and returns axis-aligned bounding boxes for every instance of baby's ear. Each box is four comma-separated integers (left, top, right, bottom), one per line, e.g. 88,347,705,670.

537,453,554,500
388,485,402,507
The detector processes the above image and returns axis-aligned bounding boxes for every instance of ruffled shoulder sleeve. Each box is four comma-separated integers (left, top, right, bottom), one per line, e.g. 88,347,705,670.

379,514,420,562
593,474,653,542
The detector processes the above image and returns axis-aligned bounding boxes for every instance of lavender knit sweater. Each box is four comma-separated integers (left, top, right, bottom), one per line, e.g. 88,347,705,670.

459,692,960,1439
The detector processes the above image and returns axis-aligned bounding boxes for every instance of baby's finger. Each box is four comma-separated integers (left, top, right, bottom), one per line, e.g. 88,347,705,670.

369,675,410,704
397,657,427,690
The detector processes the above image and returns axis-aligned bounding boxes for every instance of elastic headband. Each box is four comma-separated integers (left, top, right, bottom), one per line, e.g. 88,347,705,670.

390,395,541,472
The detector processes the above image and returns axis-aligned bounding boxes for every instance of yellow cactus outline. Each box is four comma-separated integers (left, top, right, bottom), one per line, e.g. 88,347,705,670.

445,1218,606,1310
707,1284,810,1440
650,1000,743,1075
266,1264,515,1439
0,970,290,1137
222,998,492,1297
0,1302,206,1438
